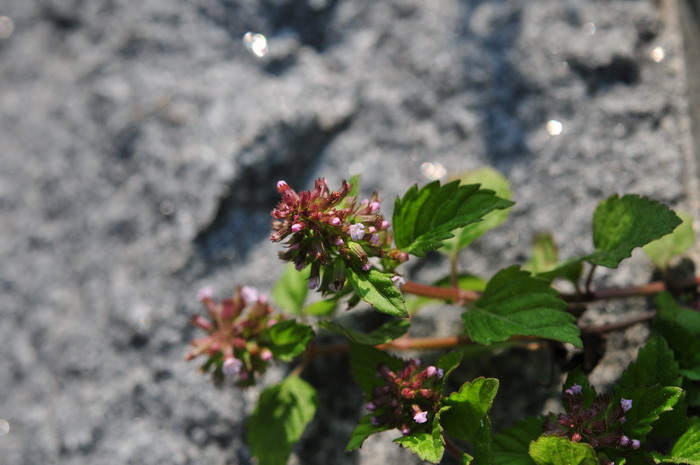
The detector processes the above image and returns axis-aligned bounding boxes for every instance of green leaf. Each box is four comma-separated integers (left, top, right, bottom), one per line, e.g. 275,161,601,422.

393,180,514,256
643,212,695,268
462,266,582,347
523,233,584,285
394,406,448,463
349,344,403,399
617,335,681,392
268,320,314,362
668,419,700,465
442,378,499,464
442,167,513,254
247,375,317,465
321,319,410,345
303,298,337,316
273,264,310,315
346,414,390,451
346,267,407,317
493,417,544,465
436,351,464,383
590,194,681,268
620,385,683,438
528,436,598,465
442,377,499,441
654,293,700,376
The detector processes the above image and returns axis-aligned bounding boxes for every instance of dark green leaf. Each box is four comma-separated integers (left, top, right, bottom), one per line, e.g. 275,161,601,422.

247,376,317,465
394,406,448,463
654,293,700,377
493,417,544,465
393,180,514,256
442,167,513,254
620,385,683,438
590,194,681,268
346,267,407,317
268,320,314,362
617,334,681,392
321,319,410,345
346,414,390,451
463,266,582,347
349,344,403,399
643,212,695,268
436,350,464,383
528,436,598,465
273,264,310,315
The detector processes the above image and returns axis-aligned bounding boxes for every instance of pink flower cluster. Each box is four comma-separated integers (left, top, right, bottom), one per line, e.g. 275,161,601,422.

186,286,279,387
367,359,444,435
270,179,407,293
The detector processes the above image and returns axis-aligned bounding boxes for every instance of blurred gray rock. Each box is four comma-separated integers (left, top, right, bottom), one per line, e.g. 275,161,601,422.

0,0,696,464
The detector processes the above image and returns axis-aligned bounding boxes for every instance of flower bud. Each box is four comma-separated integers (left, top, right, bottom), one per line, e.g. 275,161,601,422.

620,398,632,413
223,357,243,376
197,286,213,302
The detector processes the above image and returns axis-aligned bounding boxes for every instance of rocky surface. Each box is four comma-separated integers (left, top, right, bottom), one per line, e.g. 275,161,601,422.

0,1,696,464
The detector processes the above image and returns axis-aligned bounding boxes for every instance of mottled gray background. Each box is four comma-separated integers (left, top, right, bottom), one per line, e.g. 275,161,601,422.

0,0,697,464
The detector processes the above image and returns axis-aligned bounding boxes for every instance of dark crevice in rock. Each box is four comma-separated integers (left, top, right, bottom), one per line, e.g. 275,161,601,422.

568,56,641,95
189,112,353,272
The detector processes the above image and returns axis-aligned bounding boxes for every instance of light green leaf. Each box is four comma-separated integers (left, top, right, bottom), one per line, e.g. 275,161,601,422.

668,419,700,465
247,376,317,465
643,212,695,268
528,436,598,465
393,180,514,256
303,298,337,316
442,167,513,254
493,417,544,465
462,266,582,347
268,320,314,362
346,414,390,451
590,194,681,268
349,344,403,399
346,267,407,317
321,319,410,345
273,264,310,315
524,233,584,285
394,406,448,463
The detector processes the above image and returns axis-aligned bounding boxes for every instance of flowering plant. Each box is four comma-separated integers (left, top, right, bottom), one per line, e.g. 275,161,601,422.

187,171,700,465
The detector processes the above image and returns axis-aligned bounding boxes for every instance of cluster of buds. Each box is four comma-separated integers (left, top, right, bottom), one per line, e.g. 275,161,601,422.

270,179,408,293
367,359,444,435
186,286,279,387
544,384,640,457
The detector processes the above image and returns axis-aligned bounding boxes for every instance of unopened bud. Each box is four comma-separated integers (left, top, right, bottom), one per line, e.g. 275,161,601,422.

330,217,341,226
291,223,303,233
223,357,243,376
619,435,630,447
380,221,390,230
369,201,380,213
571,432,582,442
241,286,259,305
391,275,406,289
197,286,213,302
631,439,640,450
260,348,273,361
621,398,632,413
565,384,582,395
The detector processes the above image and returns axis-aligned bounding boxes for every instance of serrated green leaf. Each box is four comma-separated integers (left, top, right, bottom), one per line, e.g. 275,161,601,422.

346,267,407,317
493,417,544,465
462,266,582,347
643,212,695,268
442,378,498,464
321,319,410,345
247,376,317,465
406,273,487,314
668,419,700,465
653,293,700,385
528,436,598,465
346,414,390,451
589,194,681,268
620,385,683,438
268,320,314,362
273,264,310,315
394,406,448,463
617,335,681,392
564,368,597,408
349,344,403,399
393,180,514,256
442,167,513,254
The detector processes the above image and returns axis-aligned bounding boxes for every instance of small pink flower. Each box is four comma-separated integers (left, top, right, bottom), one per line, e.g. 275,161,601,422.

380,221,390,230
223,357,243,376
197,286,213,302
291,223,303,233
260,348,273,361
335,237,344,246
367,401,376,411
348,223,365,240
241,286,259,305
391,275,406,289
631,439,640,450
369,202,380,213
619,435,630,447
621,398,632,413
425,366,438,377
565,384,582,395
361,263,372,271
369,234,380,245
413,411,428,424
330,217,341,226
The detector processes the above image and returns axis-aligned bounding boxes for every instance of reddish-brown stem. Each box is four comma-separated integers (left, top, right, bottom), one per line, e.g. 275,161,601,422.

401,280,479,303
580,311,657,334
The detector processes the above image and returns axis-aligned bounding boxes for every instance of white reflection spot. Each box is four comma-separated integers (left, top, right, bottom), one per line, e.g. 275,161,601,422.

420,162,447,180
546,120,563,136
650,46,665,63
0,17,14,40
0,419,9,436
243,32,269,58
583,22,596,36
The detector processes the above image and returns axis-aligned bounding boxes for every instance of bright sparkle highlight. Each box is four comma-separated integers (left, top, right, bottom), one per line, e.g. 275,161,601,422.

546,120,563,136
243,32,269,57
